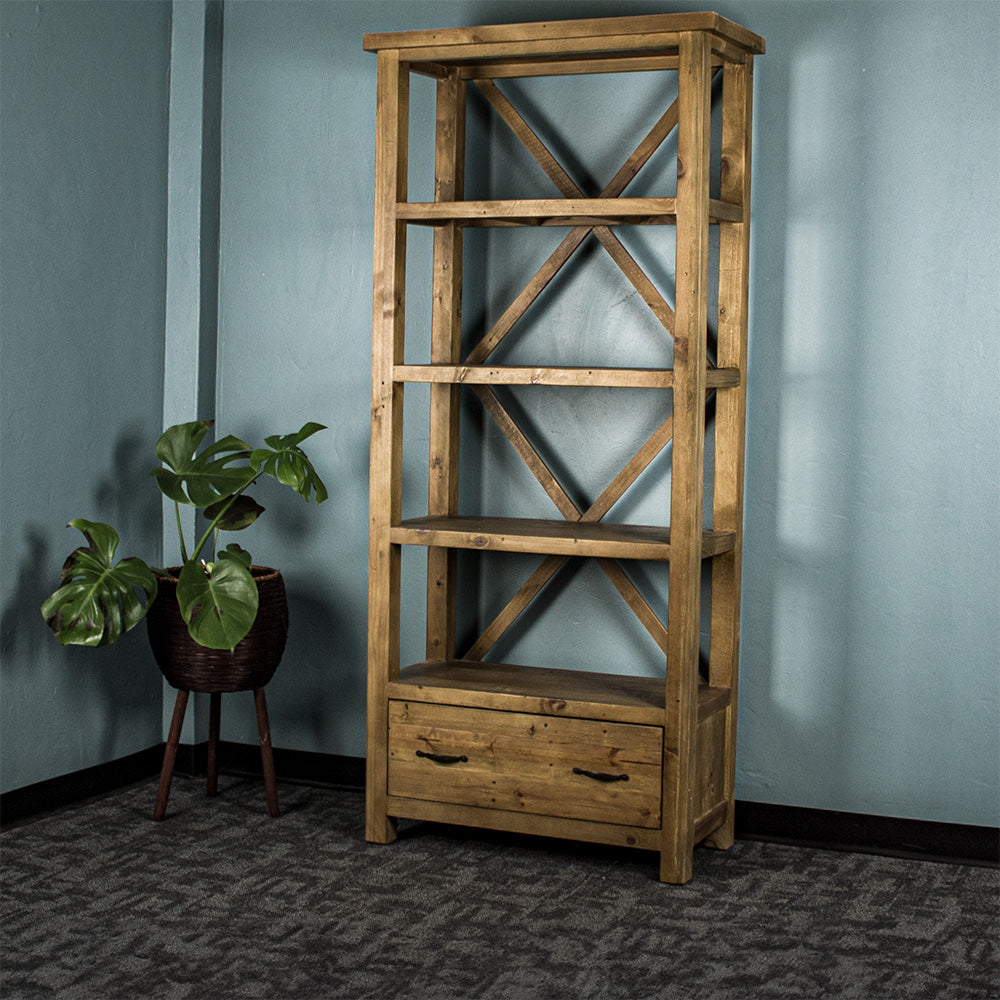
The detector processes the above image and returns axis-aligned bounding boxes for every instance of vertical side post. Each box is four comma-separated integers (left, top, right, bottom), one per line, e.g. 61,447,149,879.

426,70,466,661
706,54,754,851
661,29,712,885
366,48,409,844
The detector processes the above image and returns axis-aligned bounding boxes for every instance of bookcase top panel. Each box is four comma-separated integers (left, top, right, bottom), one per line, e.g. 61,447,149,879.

363,12,766,65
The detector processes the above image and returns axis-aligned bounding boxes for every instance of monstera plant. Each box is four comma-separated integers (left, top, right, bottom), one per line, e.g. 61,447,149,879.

41,420,328,653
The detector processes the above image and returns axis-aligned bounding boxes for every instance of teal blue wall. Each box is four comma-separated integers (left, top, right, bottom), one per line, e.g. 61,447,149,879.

2,0,997,829
734,0,999,824
214,0,999,827
0,1,171,792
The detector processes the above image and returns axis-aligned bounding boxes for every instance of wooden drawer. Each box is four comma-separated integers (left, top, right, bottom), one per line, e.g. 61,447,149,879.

388,700,662,829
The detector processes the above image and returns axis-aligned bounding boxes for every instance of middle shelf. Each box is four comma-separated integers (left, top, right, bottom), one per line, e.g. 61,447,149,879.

391,515,736,560
393,365,741,389
396,197,745,226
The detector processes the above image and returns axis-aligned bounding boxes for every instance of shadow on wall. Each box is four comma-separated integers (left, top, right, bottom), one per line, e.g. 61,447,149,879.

164,436,367,753
1,526,52,669
1,427,163,775
277,579,365,749
740,8,905,810
201,572,366,754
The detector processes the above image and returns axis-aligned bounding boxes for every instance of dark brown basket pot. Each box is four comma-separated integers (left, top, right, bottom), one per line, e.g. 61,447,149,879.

146,566,288,693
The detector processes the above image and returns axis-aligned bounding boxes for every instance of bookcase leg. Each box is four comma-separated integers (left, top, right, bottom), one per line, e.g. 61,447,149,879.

705,820,736,851
659,829,695,885
366,797,398,844
366,46,407,847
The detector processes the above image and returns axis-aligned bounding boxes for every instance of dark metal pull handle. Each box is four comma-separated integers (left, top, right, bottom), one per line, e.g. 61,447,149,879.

573,767,629,783
416,750,468,765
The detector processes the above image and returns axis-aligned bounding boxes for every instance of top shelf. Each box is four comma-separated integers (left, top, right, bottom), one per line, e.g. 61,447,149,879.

363,13,766,69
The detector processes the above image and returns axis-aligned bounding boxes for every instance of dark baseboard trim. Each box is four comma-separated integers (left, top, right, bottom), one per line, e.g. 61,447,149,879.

734,800,998,868
213,740,366,791
3,745,996,868
0,746,164,826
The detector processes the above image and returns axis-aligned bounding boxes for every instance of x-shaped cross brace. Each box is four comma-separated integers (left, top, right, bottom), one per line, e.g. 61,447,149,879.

458,75,718,661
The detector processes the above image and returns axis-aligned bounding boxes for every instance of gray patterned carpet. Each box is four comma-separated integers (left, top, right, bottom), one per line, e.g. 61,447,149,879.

2,775,997,1000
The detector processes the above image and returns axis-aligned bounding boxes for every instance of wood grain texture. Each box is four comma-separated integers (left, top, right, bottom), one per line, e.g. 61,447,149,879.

426,70,466,662
660,30,712,885
384,794,662,850
363,12,765,59
365,13,761,883
462,554,567,662
397,197,741,226
366,48,408,845
463,90,683,365
705,55,754,852
392,515,736,561
389,660,731,727
395,365,739,388
388,700,662,828
459,54,694,79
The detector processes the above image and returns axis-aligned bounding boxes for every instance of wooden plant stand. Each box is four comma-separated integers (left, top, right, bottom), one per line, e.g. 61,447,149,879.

154,688,280,821
364,12,763,883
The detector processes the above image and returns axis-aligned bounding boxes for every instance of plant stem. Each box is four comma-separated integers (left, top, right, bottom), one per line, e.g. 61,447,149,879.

189,474,261,563
174,502,190,563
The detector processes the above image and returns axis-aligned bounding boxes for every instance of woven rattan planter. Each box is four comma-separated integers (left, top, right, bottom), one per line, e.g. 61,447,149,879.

146,566,288,693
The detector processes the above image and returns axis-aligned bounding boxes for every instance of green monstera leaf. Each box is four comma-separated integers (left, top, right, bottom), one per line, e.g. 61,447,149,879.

151,421,257,508
176,549,259,651
203,495,266,531
40,519,158,647
217,543,252,568
250,422,329,504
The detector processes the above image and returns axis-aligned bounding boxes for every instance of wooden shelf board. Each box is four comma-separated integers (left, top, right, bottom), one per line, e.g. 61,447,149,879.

458,54,691,80
390,515,736,561
385,793,663,850
396,199,742,227
363,13,765,59
393,364,740,389
412,52,740,82
389,659,731,727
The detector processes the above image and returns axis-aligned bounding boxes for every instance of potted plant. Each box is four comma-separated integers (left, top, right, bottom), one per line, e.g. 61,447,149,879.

41,419,328,819
41,419,328,687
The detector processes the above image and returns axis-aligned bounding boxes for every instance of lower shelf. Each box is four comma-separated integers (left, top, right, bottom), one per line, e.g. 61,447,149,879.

388,659,731,726
386,793,665,851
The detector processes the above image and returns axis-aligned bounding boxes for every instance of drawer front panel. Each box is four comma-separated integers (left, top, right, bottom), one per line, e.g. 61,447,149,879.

388,700,662,829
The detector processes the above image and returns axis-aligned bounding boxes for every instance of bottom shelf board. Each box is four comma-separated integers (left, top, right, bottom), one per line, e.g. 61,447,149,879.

382,796,729,855
387,660,730,727
386,793,663,851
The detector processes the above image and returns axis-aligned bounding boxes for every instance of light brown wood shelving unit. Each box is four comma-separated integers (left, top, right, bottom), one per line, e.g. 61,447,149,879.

364,12,763,883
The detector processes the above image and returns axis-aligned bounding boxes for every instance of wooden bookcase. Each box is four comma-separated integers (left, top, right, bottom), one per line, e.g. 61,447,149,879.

363,12,764,883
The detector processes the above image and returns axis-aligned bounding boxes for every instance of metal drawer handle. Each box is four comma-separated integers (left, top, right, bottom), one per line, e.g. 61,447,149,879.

416,750,468,765
573,767,629,783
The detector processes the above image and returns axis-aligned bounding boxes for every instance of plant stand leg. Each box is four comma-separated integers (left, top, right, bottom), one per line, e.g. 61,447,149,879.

254,687,280,817
154,689,189,821
207,692,221,797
